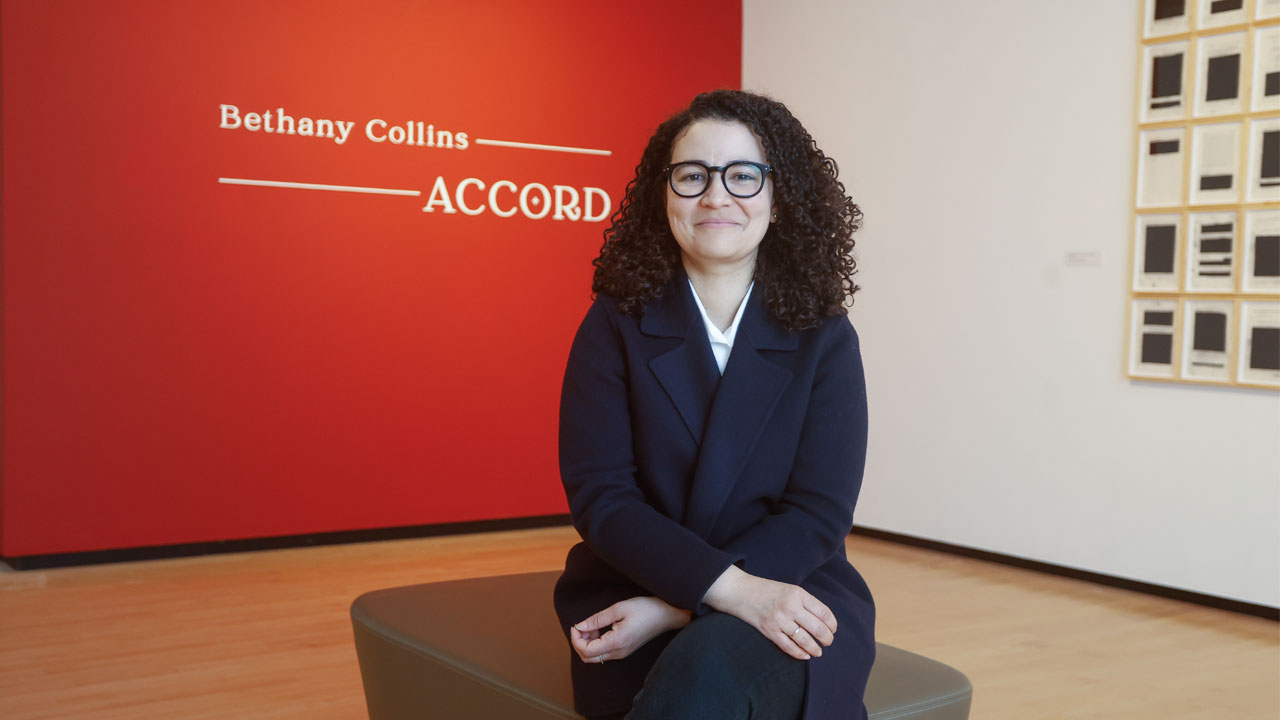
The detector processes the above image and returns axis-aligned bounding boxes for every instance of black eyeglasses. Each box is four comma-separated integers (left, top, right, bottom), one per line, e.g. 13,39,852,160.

663,160,773,199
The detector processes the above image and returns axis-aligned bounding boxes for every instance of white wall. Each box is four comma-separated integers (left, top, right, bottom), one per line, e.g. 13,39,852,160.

744,0,1279,607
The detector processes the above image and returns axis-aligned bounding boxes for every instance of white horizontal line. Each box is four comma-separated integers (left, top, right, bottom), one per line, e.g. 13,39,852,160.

217,177,421,196
472,138,611,156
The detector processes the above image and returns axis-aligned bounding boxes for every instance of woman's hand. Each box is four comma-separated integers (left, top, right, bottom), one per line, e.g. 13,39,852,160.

571,596,691,664
701,565,837,661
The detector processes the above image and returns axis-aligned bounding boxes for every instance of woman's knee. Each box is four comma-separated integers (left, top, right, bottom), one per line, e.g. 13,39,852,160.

626,612,805,720
651,614,769,681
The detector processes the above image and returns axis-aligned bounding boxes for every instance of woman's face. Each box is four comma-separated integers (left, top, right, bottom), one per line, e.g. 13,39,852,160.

665,119,774,273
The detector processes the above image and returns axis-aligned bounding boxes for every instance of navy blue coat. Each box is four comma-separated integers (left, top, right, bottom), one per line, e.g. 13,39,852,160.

553,272,875,720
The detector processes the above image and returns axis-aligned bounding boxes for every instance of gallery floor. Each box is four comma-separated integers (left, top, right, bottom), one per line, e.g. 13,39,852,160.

1,526,1276,719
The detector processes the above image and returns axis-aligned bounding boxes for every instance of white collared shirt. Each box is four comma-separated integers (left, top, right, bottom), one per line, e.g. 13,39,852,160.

689,279,754,374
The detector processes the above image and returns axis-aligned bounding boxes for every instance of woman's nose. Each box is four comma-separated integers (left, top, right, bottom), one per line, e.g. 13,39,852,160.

699,172,732,206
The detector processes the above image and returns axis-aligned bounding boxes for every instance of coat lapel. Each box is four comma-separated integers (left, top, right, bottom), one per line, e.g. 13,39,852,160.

682,285,797,538
642,276,721,446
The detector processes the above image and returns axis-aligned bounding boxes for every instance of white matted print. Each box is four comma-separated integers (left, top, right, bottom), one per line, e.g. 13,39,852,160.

1252,26,1280,113
1238,301,1280,386
1243,210,1280,293
1189,122,1241,205
1186,212,1237,292
1199,0,1247,29
1134,214,1182,291
1142,41,1190,122
1194,32,1246,117
1245,117,1280,203
1181,299,1234,381
1257,0,1280,21
1146,0,1192,37
1130,298,1179,378
1138,127,1186,208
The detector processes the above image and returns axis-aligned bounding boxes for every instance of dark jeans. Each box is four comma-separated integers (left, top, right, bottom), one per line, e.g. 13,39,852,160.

587,612,807,720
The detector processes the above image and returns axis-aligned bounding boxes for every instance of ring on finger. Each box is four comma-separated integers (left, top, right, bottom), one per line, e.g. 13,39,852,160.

792,626,804,638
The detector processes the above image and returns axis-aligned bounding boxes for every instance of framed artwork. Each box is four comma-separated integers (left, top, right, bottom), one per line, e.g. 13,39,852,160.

1189,122,1242,204
1194,32,1247,116
1128,0,1280,389
1238,300,1280,385
1201,0,1249,30
1130,298,1180,378
1252,25,1280,111
1181,299,1234,381
1186,212,1238,291
1242,209,1280,291
1146,0,1193,37
1137,128,1187,207
1143,41,1190,122
1135,214,1183,290
1245,116,1280,201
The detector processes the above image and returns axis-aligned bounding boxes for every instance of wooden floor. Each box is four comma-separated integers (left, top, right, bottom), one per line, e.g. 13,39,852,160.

0,526,1276,719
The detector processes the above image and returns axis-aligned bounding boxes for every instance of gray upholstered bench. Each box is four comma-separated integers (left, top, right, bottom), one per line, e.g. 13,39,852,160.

351,571,971,719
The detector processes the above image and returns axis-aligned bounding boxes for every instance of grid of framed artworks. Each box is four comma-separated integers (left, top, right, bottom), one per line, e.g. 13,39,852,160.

1129,0,1280,389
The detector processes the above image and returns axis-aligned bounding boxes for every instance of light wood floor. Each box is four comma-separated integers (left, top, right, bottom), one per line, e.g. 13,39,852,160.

0,526,1276,719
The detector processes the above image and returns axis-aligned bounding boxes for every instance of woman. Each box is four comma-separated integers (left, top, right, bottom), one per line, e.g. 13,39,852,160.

554,89,873,720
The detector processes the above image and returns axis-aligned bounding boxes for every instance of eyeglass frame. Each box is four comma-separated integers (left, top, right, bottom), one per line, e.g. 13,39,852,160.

662,160,775,199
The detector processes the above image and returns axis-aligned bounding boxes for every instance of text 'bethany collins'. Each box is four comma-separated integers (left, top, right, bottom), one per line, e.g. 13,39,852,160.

217,104,612,221
219,104,468,148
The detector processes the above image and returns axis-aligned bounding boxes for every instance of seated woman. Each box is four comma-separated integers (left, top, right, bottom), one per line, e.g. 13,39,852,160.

554,89,874,720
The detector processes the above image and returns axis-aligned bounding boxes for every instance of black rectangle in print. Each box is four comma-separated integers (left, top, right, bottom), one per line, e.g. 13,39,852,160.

1141,333,1173,364
1209,0,1243,12
1206,55,1240,102
1150,139,1180,154
1193,312,1227,352
1144,225,1177,273
1152,54,1182,99
1201,237,1232,253
1200,174,1233,191
1154,0,1184,19
1250,327,1280,370
1255,236,1280,277
1261,131,1279,180
1201,223,1233,233
1144,311,1175,326
1267,72,1280,97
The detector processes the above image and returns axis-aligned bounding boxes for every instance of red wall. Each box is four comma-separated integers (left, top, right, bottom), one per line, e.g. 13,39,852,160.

0,0,742,557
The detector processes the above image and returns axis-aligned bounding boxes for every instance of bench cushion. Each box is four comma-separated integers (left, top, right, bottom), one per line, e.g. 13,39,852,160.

351,571,971,719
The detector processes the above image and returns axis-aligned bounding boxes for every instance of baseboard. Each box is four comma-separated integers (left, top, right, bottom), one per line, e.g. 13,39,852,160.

9,517,1276,622
850,525,1279,621
2,514,573,571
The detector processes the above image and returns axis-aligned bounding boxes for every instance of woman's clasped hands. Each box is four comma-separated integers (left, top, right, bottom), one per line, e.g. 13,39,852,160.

571,596,692,664
571,565,837,665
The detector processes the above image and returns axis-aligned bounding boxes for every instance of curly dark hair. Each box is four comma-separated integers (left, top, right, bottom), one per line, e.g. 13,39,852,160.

592,89,861,331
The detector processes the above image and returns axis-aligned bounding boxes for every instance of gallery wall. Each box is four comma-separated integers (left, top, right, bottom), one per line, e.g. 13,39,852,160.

744,0,1280,606
0,0,742,558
